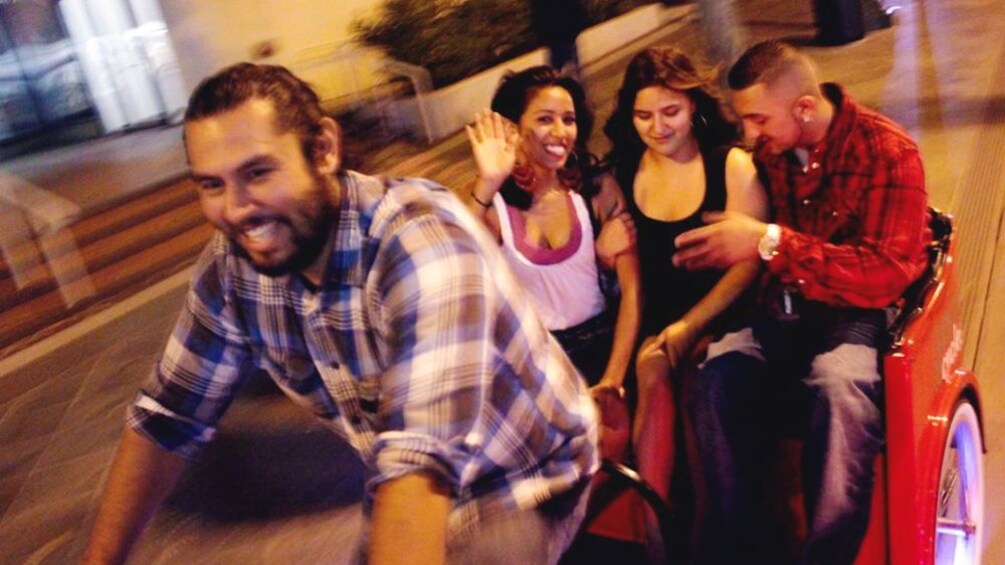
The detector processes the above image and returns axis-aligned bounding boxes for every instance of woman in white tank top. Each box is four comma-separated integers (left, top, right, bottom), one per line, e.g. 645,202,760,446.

465,66,641,392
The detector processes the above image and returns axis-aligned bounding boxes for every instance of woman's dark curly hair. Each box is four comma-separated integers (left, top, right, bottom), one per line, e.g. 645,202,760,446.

604,45,737,169
490,65,599,210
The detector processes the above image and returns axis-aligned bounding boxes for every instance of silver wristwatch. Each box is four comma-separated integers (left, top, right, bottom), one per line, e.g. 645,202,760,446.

758,223,781,261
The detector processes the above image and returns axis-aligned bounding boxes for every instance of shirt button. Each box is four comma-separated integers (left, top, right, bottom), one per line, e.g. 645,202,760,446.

802,198,811,206
831,210,839,217
810,162,820,170
797,278,806,285
464,432,484,453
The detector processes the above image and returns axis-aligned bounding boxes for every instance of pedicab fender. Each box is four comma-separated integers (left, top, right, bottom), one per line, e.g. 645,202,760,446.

881,211,985,565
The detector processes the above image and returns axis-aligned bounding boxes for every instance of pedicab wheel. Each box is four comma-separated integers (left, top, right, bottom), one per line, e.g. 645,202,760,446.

934,399,984,565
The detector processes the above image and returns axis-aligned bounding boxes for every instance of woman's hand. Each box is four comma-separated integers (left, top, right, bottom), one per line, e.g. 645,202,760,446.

466,109,519,194
637,320,697,372
589,382,630,461
595,211,637,270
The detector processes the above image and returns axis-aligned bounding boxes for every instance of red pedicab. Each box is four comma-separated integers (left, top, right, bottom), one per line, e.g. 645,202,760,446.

569,207,985,565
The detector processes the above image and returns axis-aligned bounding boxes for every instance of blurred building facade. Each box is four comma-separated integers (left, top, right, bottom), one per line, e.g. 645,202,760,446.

1,0,386,155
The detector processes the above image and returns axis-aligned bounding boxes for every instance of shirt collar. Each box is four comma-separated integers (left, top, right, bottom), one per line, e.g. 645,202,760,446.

314,170,385,290
815,82,858,157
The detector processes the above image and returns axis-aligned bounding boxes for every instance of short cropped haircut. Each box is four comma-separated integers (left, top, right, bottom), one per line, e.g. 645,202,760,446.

184,63,326,161
727,40,808,91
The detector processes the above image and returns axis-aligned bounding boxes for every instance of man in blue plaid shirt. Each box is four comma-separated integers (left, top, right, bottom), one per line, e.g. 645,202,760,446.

83,63,598,565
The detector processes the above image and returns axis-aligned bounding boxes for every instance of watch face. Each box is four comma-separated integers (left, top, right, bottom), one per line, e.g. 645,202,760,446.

759,225,780,260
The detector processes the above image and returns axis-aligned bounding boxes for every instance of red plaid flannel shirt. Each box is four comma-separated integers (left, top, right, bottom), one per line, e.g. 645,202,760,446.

758,84,930,308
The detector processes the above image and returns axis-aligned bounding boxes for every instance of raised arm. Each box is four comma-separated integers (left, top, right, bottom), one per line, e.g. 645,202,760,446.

82,428,189,565
465,109,518,241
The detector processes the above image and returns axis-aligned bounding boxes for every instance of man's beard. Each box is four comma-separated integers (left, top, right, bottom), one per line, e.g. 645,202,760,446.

234,173,338,279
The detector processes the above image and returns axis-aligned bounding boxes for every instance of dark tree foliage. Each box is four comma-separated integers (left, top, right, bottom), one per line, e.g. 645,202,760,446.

352,0,652,88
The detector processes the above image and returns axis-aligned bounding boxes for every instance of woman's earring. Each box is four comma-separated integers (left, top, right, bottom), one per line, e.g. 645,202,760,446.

558,149,583,191
513,164,538,191
694,113,709,131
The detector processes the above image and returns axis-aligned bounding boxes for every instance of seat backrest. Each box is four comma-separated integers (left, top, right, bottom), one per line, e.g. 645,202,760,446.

886,207,954,348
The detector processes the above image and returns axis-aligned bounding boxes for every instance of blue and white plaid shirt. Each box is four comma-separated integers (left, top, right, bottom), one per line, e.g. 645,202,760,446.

128,171,598,529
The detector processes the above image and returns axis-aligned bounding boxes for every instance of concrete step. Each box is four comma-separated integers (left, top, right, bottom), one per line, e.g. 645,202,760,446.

0,198,205,311
0,180,211,357
0,180,196,282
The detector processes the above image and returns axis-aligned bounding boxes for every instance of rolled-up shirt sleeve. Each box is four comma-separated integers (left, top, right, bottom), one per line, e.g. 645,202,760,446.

127,243,253,459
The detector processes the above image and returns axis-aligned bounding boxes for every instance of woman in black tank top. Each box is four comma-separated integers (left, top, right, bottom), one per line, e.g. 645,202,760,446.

598,45,770,559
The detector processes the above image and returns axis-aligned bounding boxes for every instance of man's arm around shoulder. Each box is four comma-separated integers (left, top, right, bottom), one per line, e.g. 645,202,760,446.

82,428,189,564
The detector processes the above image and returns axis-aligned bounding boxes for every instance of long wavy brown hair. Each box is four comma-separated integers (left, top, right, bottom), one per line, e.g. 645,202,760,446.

604,45,738,169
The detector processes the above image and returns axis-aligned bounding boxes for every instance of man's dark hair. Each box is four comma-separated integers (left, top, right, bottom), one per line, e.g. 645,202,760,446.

185,63,327,161
727,39,802,91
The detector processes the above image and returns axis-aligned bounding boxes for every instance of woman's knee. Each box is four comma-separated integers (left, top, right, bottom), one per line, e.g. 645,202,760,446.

635,347,671,397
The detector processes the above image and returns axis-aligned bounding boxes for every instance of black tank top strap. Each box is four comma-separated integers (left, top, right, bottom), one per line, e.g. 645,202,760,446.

702,145,731,212
617,153,644,219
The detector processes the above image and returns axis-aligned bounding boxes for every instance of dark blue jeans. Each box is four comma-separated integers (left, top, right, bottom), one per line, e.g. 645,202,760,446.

688,307,886,565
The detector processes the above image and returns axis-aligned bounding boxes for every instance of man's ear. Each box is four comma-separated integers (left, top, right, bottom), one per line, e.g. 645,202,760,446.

792,95,817,122
312,116,342,174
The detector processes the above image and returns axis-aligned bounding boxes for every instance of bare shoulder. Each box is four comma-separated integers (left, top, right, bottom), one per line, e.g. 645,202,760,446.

725,146,757,176
724,147,768,219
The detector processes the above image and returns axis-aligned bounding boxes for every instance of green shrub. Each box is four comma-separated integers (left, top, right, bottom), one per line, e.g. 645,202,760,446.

352,0,654,88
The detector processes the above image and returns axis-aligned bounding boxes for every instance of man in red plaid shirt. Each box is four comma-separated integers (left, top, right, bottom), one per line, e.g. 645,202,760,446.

673,40,929,564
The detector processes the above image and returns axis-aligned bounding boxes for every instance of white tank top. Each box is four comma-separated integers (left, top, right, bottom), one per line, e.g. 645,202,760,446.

494,191,606,330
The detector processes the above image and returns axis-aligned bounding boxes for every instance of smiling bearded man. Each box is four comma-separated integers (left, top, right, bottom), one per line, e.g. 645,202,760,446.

82,63,598,565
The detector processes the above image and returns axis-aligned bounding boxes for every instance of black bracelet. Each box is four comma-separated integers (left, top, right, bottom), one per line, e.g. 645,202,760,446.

471,191,492,208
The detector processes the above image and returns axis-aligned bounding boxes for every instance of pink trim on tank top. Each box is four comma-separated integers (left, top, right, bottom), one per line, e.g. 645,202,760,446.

505,193,583,265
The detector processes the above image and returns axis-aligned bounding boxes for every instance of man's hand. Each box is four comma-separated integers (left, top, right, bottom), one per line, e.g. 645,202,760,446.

595,211,637,270
638,319,697,372
673,211,767,270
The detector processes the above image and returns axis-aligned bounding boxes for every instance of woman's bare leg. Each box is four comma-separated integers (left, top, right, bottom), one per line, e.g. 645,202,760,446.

634,338,676,562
